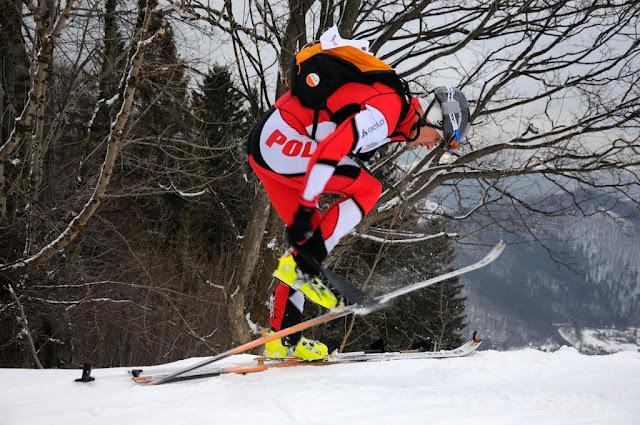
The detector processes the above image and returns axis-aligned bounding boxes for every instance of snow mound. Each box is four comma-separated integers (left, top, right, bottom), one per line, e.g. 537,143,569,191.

558,326,640,354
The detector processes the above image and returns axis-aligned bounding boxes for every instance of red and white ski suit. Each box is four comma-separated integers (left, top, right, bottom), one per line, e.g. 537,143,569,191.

247,81,418,338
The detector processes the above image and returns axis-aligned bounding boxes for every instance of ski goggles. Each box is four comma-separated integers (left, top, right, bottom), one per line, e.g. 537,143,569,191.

411,110,460,153
417,87,469,152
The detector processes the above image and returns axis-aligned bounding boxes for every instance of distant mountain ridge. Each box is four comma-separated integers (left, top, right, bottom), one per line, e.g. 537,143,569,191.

457,189,640,351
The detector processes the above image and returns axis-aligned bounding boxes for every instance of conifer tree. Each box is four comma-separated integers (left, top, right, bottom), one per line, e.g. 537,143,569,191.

192,65,248,157
190,65,252,233
134,17,188,138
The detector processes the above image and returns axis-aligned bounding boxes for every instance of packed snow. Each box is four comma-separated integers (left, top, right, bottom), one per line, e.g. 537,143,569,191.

1,347,638,425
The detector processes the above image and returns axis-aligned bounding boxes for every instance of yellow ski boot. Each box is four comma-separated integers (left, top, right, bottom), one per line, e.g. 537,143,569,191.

263,334,289,359
272,252,338,309
292,336,328,361
263,333,328,361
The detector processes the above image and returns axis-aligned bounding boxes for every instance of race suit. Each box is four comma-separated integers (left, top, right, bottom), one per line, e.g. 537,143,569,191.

247,81,417,338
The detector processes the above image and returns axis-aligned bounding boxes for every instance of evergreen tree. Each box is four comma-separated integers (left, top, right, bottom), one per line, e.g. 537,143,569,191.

388,234,466,351
189,65,253,234
134,14,188,137
192,65,248,159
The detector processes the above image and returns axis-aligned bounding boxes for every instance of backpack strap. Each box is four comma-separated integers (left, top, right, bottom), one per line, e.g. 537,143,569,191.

330,103,361,125
311,108,320,139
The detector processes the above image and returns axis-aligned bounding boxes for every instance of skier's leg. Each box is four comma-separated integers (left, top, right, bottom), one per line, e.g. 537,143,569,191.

249,156,313,225
323,167,382,252
250,156,381,262
264,281,328,360
249,157,337,308
269,283,304,332
250,157,332,359
310,166,383,255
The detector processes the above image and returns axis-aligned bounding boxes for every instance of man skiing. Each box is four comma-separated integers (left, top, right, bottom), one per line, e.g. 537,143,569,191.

247,28,470,361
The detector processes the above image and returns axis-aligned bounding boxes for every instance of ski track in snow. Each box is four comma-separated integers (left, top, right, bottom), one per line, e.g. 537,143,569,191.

1,348,639,425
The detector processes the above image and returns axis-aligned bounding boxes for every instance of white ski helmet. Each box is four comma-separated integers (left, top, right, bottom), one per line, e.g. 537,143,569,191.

417,86,470,150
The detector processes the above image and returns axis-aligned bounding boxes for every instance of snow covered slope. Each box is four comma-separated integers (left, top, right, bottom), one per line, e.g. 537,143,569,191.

2,348,639,425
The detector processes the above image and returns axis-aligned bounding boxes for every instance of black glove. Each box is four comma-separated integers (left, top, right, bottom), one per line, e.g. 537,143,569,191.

286,205,315,247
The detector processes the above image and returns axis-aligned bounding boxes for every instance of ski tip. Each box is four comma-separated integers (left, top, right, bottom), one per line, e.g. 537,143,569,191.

478,240,506,264
492,240,506,256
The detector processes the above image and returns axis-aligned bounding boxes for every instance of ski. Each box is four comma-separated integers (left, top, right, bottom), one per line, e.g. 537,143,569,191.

137,241,505,385
132,334,482,384
332,333,482,363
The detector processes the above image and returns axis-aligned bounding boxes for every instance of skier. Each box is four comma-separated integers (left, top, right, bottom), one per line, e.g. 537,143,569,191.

247,29,470,361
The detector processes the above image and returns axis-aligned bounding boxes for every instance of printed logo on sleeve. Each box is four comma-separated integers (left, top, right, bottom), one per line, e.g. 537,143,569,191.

360,119,385,139
353,105,389,153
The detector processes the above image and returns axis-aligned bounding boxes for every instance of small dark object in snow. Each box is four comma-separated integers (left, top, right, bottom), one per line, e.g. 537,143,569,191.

75,363,95,382
367,338,386,353
130,369,143,377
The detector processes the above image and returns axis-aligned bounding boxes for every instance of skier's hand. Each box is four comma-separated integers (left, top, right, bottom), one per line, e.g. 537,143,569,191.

286,205,315,247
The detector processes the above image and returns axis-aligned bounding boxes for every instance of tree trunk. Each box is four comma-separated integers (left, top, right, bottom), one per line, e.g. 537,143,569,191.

338,0,360,38
23,1,55,256
227,186,270,344
316,0,335,39
91,0,120,134
277,0,313,96
0,0,30,221
100,0,119,100
0,0,30,113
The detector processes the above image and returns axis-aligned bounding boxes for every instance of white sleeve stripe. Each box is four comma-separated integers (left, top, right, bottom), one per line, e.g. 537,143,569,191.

302,163,335,202
288,290,304,312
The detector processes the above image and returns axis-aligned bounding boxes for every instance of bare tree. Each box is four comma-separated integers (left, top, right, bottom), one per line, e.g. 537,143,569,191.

0,0,165,276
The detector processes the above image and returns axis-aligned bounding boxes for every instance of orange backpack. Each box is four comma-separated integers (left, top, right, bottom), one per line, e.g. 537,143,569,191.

288,42,412,138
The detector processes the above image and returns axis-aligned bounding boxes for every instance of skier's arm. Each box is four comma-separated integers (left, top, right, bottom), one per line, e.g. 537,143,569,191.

299,93,403,207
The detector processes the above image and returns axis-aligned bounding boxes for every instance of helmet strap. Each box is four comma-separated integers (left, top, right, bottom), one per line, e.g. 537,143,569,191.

405,96,436,142
403,106,425,142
